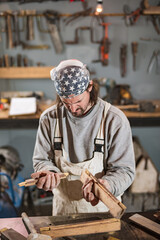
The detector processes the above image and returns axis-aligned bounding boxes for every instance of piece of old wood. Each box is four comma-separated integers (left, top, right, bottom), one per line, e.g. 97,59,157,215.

18,172,69,187
154,210,160,221
0,228,27,240
129,214,160,236
81,170,126,218
40,218,120,238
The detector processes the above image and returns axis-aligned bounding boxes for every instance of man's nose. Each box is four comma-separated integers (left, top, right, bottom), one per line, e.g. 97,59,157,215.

69,104,77,112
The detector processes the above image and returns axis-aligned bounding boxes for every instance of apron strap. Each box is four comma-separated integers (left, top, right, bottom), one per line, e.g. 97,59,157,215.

54,108,63,151
54,102,111,153
96,102,111,139
94,102,111,153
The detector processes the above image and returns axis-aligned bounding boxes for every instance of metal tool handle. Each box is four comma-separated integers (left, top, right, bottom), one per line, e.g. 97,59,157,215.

21,212,37,234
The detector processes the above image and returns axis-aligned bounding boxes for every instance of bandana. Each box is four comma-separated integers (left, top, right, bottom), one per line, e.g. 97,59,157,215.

50,59,90,98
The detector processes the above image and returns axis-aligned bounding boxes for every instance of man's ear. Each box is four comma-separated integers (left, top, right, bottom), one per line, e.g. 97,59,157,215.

88,80,93,92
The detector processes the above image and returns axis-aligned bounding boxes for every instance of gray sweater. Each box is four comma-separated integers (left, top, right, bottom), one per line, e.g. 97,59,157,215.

33,98,135,197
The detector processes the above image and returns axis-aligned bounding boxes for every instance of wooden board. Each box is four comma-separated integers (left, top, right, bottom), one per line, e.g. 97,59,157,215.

0,228,27,240
40,218,120,238
129,214,160,236
81,170,126,219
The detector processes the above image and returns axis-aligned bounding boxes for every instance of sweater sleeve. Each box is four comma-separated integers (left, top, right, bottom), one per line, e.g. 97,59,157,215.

102,111,135,197
32,114,60,173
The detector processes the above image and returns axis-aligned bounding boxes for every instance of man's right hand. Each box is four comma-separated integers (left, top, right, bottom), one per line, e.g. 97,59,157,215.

31,170,61,191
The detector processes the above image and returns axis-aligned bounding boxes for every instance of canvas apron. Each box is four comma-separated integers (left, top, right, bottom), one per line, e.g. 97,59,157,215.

52,102,121,216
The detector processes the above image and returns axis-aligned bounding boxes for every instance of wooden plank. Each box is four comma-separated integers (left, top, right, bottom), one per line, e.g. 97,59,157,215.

1,228,27,240
0,67,54,79
129,214,160,236
40,218,120,238
81,170,126,218
18,173,69,187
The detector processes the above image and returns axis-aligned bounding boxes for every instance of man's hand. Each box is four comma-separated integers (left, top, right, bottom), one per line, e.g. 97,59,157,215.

31,170,61,191
82,178,111,206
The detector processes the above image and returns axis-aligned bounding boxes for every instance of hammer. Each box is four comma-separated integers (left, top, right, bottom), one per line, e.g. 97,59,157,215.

21,212,52,240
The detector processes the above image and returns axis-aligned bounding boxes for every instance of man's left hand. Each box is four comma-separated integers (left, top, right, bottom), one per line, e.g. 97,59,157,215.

82,178,111,206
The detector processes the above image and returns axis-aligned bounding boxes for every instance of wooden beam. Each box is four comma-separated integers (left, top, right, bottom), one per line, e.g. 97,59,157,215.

40,218,120,238
129,214,160,236
0,228,27,240
80,170,126,218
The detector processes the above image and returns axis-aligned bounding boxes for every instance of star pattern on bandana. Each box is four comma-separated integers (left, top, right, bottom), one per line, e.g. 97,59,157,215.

54,66,89,98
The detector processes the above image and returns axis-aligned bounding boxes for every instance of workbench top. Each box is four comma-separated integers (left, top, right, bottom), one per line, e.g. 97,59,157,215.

0,100,160,128
0,211,159,240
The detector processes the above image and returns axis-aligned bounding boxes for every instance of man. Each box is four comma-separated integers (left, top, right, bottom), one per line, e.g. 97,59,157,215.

31,59,135,215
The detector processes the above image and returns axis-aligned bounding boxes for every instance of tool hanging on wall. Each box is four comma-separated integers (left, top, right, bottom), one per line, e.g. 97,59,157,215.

120,44,127,77
92,22,111,66
43,10,63,54
12,11,21,46
142,0,160,34
26,10,36,41
65,26,101,44
131,42,138,71
63,7,93,25
123,5,142,26
100,23,111,66
147,50,160,74
5,11,14,49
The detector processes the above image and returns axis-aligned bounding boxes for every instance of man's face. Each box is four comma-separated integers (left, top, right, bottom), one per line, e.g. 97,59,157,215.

60,84,93,117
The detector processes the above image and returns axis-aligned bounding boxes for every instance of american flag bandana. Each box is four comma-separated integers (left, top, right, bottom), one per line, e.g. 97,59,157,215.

50,60,90,99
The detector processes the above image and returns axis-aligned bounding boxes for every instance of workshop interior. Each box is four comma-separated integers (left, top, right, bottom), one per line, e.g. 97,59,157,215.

0,0,160,239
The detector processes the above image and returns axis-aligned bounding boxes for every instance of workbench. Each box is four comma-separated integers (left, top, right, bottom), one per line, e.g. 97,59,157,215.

0,100,160,129
0,211,159,239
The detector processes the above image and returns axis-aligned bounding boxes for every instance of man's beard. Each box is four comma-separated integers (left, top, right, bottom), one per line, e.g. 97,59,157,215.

69,107,85,117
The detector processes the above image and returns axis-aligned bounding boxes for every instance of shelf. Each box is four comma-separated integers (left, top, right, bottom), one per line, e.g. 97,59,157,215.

1,101,160,129
0,66,54,79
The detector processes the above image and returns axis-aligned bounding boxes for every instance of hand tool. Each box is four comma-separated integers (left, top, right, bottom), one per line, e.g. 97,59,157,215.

120,44,127,77
131,41,138,71
150,15,160,34
140,37,160,42
65,26,101,44
17,54,22,67
4,54,9,67
12,11,20,47
100,22,111,66
0,57,3,67
44,10,63,54
147,50,160,74
81,169,126,218
5,11,14,48
21,212,52,240
92,23,111,65
10,56,15,66
20,41,50,50
26,10,36,41
18,172,69,187
23,57,28,67
63,7,92,25
123,5,141,26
